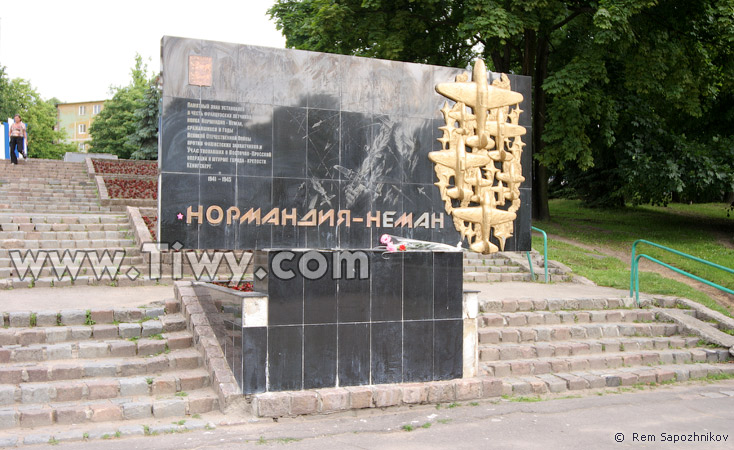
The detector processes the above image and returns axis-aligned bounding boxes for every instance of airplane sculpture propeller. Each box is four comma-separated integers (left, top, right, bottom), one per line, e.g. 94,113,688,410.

429,60,526,254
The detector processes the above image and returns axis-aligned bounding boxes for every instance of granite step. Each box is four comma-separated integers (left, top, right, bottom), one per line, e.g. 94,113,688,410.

0,247,141,259
0,254,143,270
465,272,534,282
0,308,178,328
481,347,732,378
499,363,734,395
0,214,127,224
0,326,192,349
479,309,660,327
3,342,202,364
480,297,632,313
0,230,129,240
0,387,218,429
478,322,682,344
0,238,135,249
0,369,210,404
478,335,706,361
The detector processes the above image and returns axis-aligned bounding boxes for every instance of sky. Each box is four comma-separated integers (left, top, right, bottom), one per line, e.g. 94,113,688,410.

0,0,286,102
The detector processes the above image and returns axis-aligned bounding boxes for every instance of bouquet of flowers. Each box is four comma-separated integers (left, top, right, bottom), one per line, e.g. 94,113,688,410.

377,234,461,252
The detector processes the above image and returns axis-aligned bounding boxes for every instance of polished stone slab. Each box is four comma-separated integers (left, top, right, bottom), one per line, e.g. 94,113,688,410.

241,249,463,393
159,36,532,252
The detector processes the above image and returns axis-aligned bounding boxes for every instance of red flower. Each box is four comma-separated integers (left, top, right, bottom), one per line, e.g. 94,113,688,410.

93,160,157,176
104,178,158,200
213,281,254,292
398,244,406,251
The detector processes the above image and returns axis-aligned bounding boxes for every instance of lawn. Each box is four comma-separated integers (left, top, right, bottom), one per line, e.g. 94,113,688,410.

533,199,734,316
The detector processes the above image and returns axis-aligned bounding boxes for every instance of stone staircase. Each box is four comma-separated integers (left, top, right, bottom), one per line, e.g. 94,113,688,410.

478,296,734,395
0,159,150,288
0,299,219,445
0,160,113,214
463,251,572,283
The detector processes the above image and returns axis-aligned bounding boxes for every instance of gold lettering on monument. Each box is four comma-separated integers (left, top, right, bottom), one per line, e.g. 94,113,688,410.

430,60,526,254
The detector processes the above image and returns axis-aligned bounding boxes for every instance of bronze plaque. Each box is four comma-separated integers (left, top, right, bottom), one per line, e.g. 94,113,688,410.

188,55,212,86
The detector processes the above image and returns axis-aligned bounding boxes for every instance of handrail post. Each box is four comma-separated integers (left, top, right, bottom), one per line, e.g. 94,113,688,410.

530,227,549,283
526,251,535,281
630,239,643,297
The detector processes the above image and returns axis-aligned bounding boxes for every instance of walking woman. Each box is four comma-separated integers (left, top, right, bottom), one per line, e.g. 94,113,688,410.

8,114,27,165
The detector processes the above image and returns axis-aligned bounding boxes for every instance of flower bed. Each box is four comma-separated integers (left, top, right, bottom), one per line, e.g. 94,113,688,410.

142,215,157,240
212,281,254,292
93,159,157,176
104,178,158,200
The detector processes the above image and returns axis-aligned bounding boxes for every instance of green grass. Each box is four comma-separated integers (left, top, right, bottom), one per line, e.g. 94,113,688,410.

537,200,734,286
533,200,733,316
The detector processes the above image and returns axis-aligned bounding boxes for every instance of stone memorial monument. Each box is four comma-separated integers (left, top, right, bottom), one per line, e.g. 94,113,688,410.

159,36,531,393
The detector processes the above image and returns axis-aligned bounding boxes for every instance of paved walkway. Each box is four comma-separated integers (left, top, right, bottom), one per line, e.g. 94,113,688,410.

470,281,631,300
0,284,175,310
0,281,631,312
55,380,734,450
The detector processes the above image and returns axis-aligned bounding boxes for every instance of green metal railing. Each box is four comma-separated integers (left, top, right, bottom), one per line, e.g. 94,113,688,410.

527,226,548,283
629,239,734,305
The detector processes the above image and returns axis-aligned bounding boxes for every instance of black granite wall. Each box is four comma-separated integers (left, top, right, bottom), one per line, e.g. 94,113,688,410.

159,37,532,252
241,249,463,393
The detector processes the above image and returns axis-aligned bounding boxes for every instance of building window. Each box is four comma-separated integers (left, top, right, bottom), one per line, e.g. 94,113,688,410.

78,124,87,134
93,104,101,115
79,143,86,151
79,105,86,115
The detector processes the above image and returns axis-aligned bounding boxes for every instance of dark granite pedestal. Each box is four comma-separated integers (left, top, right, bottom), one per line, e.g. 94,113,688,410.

240,249,463,394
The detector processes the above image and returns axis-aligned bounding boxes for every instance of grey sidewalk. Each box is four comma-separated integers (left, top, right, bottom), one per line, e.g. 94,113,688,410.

0,281,630,312
47,380,734,450
0,284,175,310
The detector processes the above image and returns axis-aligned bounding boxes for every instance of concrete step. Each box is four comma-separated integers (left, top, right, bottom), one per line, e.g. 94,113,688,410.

0,326,192,349
481,297,631,313
0,254,143,269
0,214,127,225
0,387,218,429
0,369,210,404
0,230,129,241
0,238,135,249
479,309,658,327
478,322,682,345
463,265,523,273
0,310,185,332
478,335,707,362
466,272,534,282
3,342,201,364
0,247,141,259
499,362,734,396
0,223,126,233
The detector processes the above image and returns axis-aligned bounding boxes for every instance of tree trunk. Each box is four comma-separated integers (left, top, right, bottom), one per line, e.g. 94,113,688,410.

534,161,550,220
532,35,551,221
522,30,536,77
725,191,734,204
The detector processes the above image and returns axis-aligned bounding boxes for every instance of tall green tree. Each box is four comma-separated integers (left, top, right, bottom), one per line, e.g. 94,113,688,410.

0,67,74,159
269,0,734,217
90,54,151,159
128,75,161,160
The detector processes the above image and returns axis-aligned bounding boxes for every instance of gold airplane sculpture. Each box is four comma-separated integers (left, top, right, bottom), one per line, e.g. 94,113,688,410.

452,189,516,254
428,134,490,202
435,60,524,150
430,58,527,254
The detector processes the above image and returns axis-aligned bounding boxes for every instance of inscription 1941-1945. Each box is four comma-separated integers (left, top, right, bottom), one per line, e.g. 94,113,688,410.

159,37,532,251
